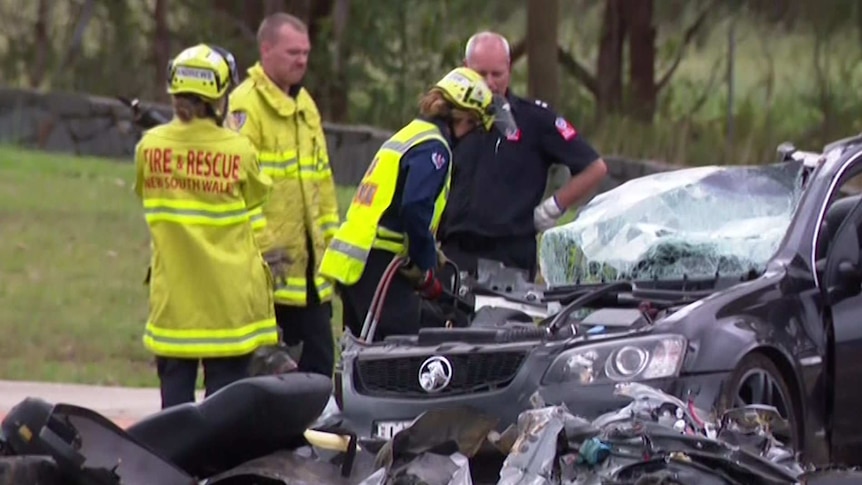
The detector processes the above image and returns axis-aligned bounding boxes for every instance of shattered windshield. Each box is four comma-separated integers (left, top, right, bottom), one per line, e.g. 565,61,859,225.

540,161,807,286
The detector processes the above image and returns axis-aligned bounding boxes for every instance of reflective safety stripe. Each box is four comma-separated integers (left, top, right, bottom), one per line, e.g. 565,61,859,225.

274,276,334,304
370,239,403,253
142,317,278,358
372,226,406,253
315,153,330,171
328,238,370,262
258,149,297,176
318,279,334,299
377,227,405,241
327,228,405,261
249,206,267,230
318,213,340,236
378,132,442,154
143,198,253,226
259,149,330,181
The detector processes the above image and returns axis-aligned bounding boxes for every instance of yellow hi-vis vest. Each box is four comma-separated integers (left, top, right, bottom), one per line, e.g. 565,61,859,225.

318,119,452,285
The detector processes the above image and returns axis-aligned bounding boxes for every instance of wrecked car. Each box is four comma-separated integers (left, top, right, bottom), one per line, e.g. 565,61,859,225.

333,134,862,469
3,375,853,485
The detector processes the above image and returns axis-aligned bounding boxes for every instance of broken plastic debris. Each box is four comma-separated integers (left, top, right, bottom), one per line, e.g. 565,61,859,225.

575,437,610,466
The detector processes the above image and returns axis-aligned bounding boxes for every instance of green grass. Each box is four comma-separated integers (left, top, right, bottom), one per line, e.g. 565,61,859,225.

0,145,356,387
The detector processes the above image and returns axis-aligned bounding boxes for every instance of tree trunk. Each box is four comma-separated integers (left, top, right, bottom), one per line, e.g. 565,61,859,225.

211,0,264,42
624,0,656,121
857,0,862,46
328,0,351,122
287,0,312,25
595,0,626,120
55,0,96,76
264,0,286,16
241,1,265,36
30,0,53,89
527,0,560,108
153,0,171,102
309,0,333,39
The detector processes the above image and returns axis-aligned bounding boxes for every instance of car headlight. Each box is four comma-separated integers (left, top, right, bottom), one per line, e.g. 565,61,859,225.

542,335,687,386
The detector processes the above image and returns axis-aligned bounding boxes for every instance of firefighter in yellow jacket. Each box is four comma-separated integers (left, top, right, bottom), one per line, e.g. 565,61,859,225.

225,13,339,377
318,67,518,341
134,43,278,409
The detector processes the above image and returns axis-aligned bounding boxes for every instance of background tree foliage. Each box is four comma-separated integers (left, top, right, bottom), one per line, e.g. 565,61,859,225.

2,0,862,167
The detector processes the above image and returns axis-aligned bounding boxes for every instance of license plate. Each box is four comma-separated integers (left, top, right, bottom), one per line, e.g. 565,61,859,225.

373,420,412,439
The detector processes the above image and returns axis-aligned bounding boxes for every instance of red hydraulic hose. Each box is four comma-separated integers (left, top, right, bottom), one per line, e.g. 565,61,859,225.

359,255,404,342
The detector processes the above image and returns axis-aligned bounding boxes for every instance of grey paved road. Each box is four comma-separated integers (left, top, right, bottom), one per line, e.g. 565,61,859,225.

0,380,203,427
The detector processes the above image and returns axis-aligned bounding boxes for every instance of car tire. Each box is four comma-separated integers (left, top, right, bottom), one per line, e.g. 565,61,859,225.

718,353,801,450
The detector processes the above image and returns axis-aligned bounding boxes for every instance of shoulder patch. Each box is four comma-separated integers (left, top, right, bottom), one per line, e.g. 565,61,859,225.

554,116,578,141
431,151,446,170
226,110,247,131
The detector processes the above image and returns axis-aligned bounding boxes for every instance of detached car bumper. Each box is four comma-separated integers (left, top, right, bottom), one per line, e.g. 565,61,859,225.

337,341,732,442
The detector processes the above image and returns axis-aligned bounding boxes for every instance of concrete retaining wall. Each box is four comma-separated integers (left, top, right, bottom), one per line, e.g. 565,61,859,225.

0,87,678,189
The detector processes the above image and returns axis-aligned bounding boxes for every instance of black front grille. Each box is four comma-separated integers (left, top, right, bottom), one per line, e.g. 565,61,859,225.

353,351,527,398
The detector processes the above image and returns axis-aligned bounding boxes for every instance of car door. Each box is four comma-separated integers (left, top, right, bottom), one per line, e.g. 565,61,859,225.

822,194,862,457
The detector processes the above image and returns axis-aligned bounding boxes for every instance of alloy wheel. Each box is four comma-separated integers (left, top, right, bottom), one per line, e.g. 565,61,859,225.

734,367,792,418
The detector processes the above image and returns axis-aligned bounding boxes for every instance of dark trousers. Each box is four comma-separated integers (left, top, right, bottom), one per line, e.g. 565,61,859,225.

276,298,334,377
156,354,252,409
339,248,424,341
441,233,539,281
275,237,335,377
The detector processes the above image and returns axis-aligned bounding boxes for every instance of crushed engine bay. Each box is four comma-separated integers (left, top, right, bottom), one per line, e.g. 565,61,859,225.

342,383,855,485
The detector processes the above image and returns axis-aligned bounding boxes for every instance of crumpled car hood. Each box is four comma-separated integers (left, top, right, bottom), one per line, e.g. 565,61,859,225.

540,161,806,286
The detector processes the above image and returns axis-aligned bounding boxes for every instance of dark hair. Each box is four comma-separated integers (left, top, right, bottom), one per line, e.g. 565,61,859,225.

172,94,215,122
418,89,480,122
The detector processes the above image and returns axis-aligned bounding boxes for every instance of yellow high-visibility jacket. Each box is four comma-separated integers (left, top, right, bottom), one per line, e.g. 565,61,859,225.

134,117,278,358
226,62,339,306
318,119,452,285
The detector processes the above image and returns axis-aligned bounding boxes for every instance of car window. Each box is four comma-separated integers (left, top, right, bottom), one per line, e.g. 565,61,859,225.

817,172,862,263
843,172,862,195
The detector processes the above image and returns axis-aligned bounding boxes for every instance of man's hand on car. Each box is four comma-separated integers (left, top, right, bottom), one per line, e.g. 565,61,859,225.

534,195,565,232
399,261,443,300
263,249,290,283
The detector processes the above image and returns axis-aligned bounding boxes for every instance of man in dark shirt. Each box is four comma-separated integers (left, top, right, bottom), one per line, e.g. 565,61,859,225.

439,31,608,281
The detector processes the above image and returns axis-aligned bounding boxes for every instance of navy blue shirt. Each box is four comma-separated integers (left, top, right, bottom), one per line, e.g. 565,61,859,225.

378,122,452,272
440,94,600,240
